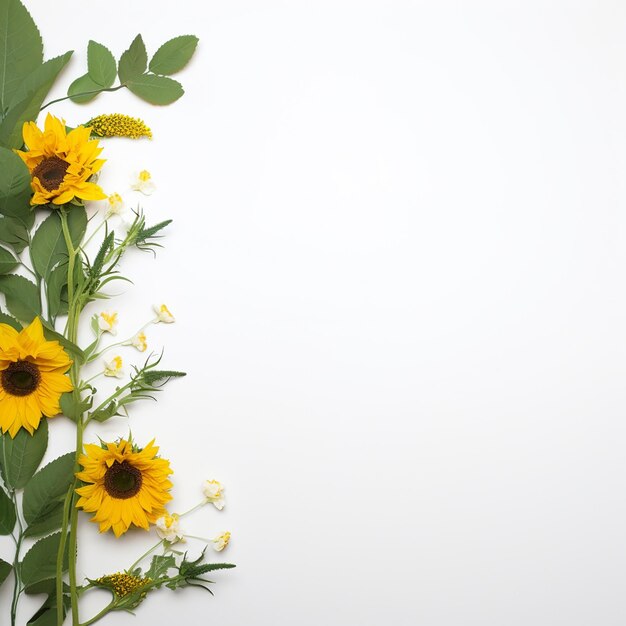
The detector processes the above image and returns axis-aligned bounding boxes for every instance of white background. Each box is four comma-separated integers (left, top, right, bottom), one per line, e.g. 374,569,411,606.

1,0,626,624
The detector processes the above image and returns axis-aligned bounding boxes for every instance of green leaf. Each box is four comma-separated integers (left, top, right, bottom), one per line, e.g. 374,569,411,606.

0,0,43,112
142,370,186,386
0,418,48,489
46,262,68,320
0,310,21,330
27,593,70,626
21,532,69,588
0,246,18,273
0,215,32,253
23,505,64,538
31,208,87,280
149,35,198,75
127,74,183,105
23,453,74,531
0,52,73,149
67,73,101,104
40,323,85,364
0,146,32,224
0,485,15,534
118,34,147,84
0,558,11,586
146,554,176,579
0,274,40,321
59,392,92,423
87,40,116,88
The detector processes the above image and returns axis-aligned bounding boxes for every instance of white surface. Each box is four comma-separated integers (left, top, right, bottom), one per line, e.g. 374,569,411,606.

1,0,626,624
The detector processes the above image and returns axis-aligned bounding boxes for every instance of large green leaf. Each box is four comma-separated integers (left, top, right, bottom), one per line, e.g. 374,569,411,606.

149,35,198,75
0,558,11,586
30,208,87,280
21,531,69,588
0,215,32,252
127,74,184,105
0,146,32,224
118,34,147,83
0,274,41,321
0,0,43,112
0,52,73,149
67,73,101,104
0,247,18,273
23,453,74,532
87,40,116,88
0,485,15,534
0,418,48,489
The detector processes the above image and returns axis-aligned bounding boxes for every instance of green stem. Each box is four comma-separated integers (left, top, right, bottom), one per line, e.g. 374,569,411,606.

56,486,73,626
78,598,116,626
10,490,24,626
127,539,164,574
40,85,126,112
59,208,84,626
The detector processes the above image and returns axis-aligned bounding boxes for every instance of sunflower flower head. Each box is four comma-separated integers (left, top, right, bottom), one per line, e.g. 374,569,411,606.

76,437,173,537
15,113,107,206
87,114,152,140
0,318,72,437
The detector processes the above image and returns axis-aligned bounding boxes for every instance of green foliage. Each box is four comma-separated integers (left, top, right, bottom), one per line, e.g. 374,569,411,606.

0,51,73,149
31,207,87,279
59,392,92,423
0,310,20,329
126,74,184,105
0,419,48,489
0,274,40,320
0,246,18,273
27,592,70,626
89,355,185,423
41,322,85,364
0,558,11,586
67,73,102,104
23,453,74,536
0,146,32,224
146,554,176,580
150,35,198,75
0,0,43,113
0,214,33,253
87,40,116,88
0,485,16,534
21,531,69,588
118,34,148,84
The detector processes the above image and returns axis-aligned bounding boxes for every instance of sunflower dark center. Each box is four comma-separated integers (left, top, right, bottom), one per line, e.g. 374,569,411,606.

32,156,70,191
1,360,41,396
104,461,142,499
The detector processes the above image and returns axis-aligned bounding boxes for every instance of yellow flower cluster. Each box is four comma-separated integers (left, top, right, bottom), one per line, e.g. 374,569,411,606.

87,114,152,139
96,572,152,597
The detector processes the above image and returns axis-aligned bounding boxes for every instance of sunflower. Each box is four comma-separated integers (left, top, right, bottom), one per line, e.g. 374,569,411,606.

76,438,173,537
15,113,107,206
0,317,73,437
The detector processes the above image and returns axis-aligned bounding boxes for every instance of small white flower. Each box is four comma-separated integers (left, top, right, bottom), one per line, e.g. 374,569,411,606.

131,170,156,195
105,192,124,217
153,303,175,324
98,311,118,335
155,513,184,543
131,331,147,352
104,356,124,378
212,531,231,552
203,479,225,510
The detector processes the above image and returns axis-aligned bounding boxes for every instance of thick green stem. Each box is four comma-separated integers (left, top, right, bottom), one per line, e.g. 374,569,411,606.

58,209,85,626
56,486,73,626
10,491,23,626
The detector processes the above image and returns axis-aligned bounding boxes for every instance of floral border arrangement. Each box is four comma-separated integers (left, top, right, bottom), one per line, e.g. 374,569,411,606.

0,1,234,625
